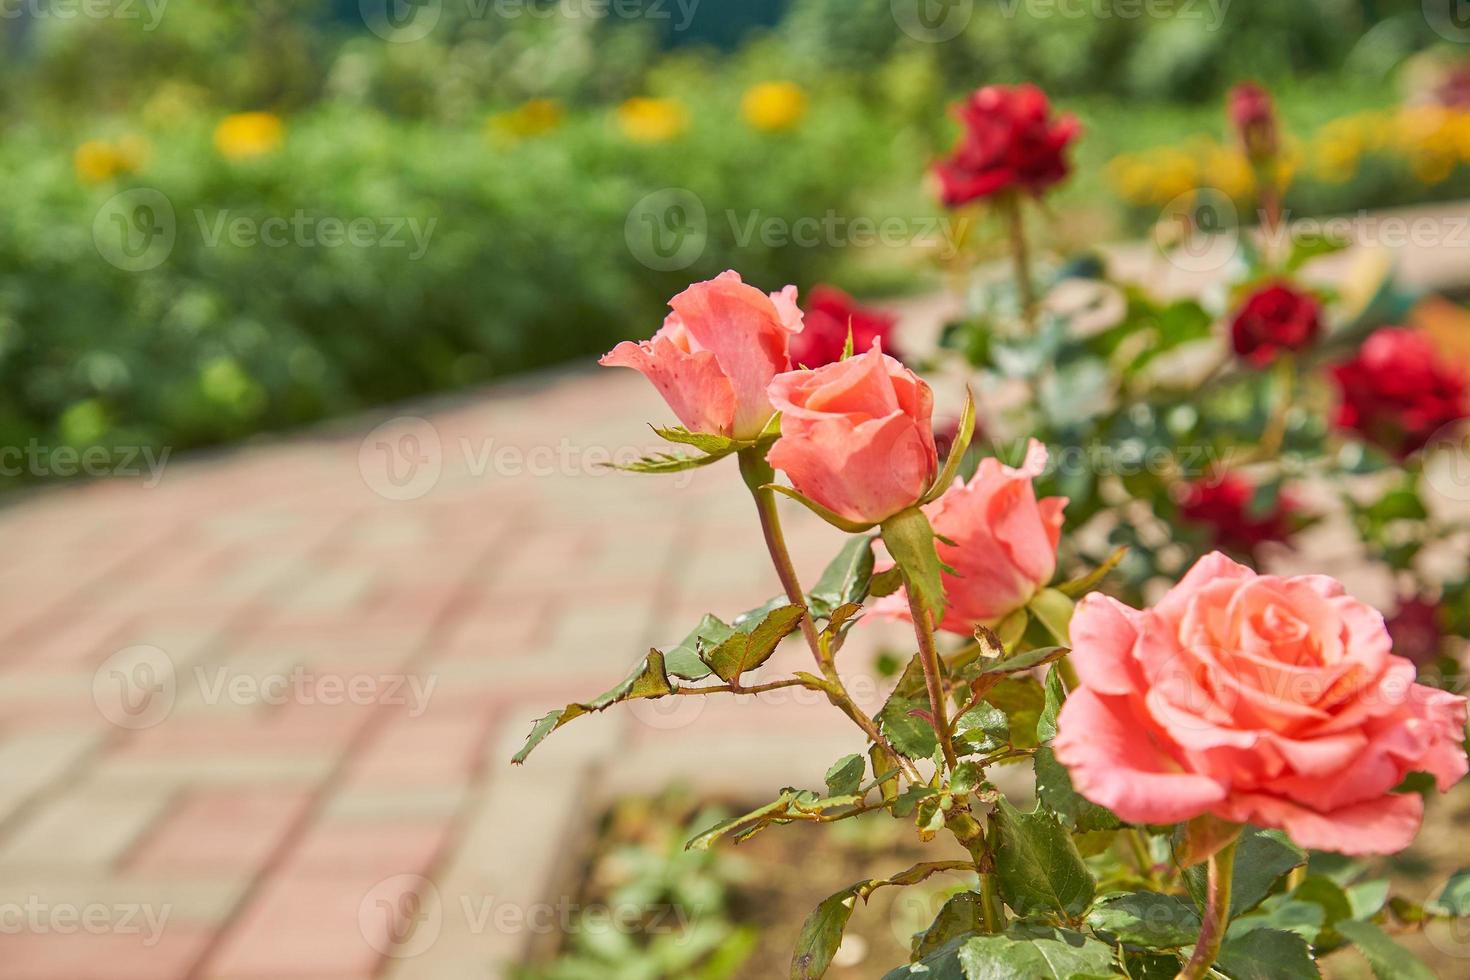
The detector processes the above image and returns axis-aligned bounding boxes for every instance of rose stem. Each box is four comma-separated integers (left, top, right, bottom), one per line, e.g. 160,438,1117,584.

904,579,960,771
1002,192,1037,332
1177,838,1238,980
738,449,920,782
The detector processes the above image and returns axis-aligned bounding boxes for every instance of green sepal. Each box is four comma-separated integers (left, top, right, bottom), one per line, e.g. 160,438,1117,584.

1028,587,1076,645
765,484,877,533
921,387,976,505
1056,545,1127,598
881,506,947,627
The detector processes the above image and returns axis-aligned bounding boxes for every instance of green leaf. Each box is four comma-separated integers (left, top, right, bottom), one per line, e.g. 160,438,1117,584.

986,676,1046,750
686,791,802,850
881,507,947,627
990,798,1095,921
964,645,1068,680
1034,747,1122,832
1284,232,1348,274
1088,891,1200,948
923,388,976,505
1345,879,1390,920
663,614,727,681
880,696,939,759
1335,919,1435,980
1288,876,1352,940
792,889,856,980
1216,928,1318,980
824,754,866,797
1428,868,1470,916
511,651,675,764
1183,827,1305,918
808,536,876,619
1028,588,1076,645
954,702,1010,755
885,926,1115,980
1037,665,1065,743
1230,896,1325,943
911,892,983,960
700,604,805,683
608,444,735,474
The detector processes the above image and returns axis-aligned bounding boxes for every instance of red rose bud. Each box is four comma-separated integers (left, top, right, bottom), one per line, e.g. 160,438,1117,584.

934,84,1079,208
1330,327,1470,459
787,285,901,369
1228,81,1278,164
1179,474,1296,558
1230,282,1322,368
1387,598,1445,668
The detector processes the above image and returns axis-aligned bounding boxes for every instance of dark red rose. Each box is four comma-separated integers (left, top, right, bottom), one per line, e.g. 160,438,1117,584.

1387,598,1445,667
933,84,1079,208
1230,283,1322,367
1228,81,1278,164
1179,474,1296,558
1330,327,1469,459
787,285,901,369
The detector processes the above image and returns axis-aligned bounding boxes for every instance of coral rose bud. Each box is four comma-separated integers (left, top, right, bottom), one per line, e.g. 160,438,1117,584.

1330,327,1469,459
765,341,937,525
1054,552,1469,855
1229,282,1322,368
873,440,1065,634
934,83,1079,208
788,286,901,370
600,271,803,439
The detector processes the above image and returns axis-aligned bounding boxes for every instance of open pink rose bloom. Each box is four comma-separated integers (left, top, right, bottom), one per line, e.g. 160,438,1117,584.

600,270,803,439
1055,552,1468,854
874,439,1065,634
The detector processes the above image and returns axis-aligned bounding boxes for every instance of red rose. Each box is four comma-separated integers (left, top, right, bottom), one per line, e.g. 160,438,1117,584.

1387,598,1444,668
787,286,901,369
1179,474,1296,558
1330,328,1469,459
1230,282,1322,367
1228,81,1278,164
933,84,1079,207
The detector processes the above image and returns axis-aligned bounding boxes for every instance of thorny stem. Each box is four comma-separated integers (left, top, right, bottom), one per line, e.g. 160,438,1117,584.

905,578,959,771
738,449,921,783
1177,838,1238,980
672,678,812,697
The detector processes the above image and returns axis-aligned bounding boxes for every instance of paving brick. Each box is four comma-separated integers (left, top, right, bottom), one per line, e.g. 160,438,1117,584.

0,925,214,980
0,785,174,869
125,788,315,875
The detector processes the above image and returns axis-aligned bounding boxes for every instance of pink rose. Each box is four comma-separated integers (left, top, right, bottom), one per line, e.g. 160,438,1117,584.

600,271,803,439
875,440,1065,634
1054,552,1468,855
765,342,937,525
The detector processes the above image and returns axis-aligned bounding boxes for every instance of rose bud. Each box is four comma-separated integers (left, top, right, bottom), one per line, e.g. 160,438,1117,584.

600,271,803,439
1055,552,1468,854
1230,282,1322,368
873,439,1066,635
933,84,1079,208
1178,474,1296,558
1228,81,1279,165
788,285,901,369
1330,327,1469,459
765,341,937,525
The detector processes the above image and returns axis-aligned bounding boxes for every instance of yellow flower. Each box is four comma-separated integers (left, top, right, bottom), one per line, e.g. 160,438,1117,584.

487,99,565,141
214,112,284,160
1105,153,1157,206
74,136,149,184
741,81,807,133
1145,148,1199,204
1311,135,1361,185
617,97,687,144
